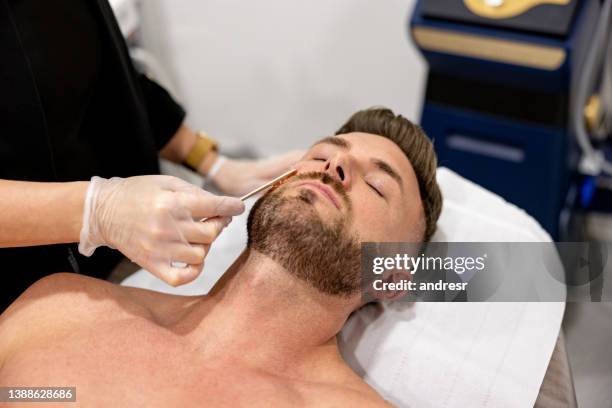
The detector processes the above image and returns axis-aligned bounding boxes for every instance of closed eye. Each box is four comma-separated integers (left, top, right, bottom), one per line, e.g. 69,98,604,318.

312,158,326,162
367,182,383,197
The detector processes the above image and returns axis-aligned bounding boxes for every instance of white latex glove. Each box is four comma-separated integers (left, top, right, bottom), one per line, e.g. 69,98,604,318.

79,175,244,286
211,150,305,197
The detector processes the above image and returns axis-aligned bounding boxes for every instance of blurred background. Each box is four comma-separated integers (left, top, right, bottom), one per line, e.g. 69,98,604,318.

107,0,427,273
123,0,426,155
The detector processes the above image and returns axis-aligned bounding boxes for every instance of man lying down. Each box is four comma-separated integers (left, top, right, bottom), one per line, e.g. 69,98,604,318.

0,108,442,407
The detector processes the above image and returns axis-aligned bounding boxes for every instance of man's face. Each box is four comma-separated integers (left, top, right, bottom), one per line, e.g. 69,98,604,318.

247,132,424,297
292,132,424,242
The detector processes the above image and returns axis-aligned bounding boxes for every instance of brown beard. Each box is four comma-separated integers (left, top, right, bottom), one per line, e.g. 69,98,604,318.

247,172,362,296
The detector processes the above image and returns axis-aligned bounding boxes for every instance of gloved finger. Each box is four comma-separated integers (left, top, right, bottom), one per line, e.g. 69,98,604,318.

171,263,203,286
182,216,231,244
162,243,207,266
154,262,204,287
180,191,245,218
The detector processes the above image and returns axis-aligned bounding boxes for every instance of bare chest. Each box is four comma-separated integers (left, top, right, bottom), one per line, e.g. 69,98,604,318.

0,320,353,407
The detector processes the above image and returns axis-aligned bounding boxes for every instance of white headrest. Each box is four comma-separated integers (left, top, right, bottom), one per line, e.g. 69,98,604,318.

339,167,563,408
433,167,551,242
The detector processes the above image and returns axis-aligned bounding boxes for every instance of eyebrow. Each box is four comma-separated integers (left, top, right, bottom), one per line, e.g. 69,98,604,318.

313,136,350,150
313,136,404,192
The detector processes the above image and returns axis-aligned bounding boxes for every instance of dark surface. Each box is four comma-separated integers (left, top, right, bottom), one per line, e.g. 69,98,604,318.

425,71,568,128
0,0,186,312
420,0,579,37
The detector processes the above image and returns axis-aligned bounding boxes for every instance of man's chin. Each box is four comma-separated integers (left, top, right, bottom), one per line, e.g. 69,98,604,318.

247,187,361,296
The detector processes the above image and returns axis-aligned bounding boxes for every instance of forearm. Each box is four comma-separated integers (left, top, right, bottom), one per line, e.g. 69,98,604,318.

0,180,88,247
159,123,219,175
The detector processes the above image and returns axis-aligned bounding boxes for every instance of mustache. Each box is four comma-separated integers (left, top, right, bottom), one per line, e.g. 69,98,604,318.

288,171,351,209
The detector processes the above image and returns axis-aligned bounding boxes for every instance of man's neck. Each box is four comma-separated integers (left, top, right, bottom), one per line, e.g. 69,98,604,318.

174,249,357,373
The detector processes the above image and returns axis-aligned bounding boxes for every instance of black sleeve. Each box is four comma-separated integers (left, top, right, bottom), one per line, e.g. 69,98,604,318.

138,74,187,149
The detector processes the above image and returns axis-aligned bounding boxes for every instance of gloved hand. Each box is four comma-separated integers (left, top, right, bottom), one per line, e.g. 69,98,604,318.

79,175,244,286
210,150,304,196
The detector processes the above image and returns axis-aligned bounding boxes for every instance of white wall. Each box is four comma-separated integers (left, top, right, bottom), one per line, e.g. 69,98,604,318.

140,0,426,156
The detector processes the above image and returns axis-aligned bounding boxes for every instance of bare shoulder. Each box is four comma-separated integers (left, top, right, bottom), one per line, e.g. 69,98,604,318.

0,274,116,360
300,347,392,407
305,379,392,407
332,391,392,407
0,272,105,321
333,369,391,407
1,272,143,324
0,273,190,366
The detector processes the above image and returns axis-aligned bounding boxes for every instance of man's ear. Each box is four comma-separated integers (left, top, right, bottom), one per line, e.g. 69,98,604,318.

382,270,412,301
364,269,412,302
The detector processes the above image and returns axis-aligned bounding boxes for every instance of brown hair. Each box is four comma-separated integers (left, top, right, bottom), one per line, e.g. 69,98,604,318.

336,107,442,241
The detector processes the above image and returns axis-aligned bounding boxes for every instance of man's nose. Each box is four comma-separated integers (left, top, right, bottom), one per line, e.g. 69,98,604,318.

323,154,351,190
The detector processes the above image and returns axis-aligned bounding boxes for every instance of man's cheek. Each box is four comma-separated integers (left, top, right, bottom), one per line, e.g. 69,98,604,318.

351,207,392,241
348,216,372,242
352,199,380,222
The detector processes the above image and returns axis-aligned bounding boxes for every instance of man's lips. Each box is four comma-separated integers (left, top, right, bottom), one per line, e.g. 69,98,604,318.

297,181,341,209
